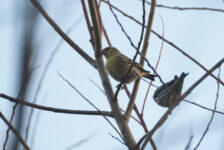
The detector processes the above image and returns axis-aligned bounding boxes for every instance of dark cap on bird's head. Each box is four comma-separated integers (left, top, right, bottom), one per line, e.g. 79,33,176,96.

102,47,120,59
102,47,110,56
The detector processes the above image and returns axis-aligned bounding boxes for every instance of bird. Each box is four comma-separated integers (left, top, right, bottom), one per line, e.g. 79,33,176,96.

153,72,188,107
102,47,156,84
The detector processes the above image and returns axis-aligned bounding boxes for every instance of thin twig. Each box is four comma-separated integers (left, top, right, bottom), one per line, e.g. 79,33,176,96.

125,0,156,123
141,15,165,116
101,0,224,86
81,0,95,46
29,19,81,148
109,133,126,145
184,135,194,150
145,1,224,13
30,0,97,68
3,66,39,149
58,72,124,142
194,68,221,150
65,132,96,150
140,58,224,149
25,16,81,146
0,93,112,117
183,99,224,115
0,112,30,150
95,1,112,47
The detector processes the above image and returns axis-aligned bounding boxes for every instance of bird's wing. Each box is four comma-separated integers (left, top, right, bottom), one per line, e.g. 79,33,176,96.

126,57,149,73
153,78,178,99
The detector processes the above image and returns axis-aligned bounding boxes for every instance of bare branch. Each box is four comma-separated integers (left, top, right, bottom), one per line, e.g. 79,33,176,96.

183,99,224,115
58,72,125,142
0,112,30,150
125,0,156,122
141,15,165,116
28,19,80,148
0,93,112,117
145,1,224,13
3,66,39,149
194,68,221,150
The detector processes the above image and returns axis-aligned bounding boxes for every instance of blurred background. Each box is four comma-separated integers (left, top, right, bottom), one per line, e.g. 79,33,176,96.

0,0,224,150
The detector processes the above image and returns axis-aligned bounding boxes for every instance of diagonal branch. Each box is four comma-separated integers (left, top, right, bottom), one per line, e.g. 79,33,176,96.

30,0,97,68
193,68,221,150
0,112,30,150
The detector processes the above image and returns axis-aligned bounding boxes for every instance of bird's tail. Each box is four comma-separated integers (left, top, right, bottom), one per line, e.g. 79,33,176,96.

144,74,157,81
173,72,189,91
179,72,189,80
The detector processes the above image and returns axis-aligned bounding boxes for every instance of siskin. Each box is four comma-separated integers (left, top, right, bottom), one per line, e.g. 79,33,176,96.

102,47,156,83
153,72,188,107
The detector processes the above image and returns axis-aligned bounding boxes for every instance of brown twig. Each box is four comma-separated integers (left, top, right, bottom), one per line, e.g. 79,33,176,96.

194,68,221,150
183,99,224,115
95,1,112,47
0,112,30,150
81,0,95,46
58,72,124,142
125,0,156,122
145,1,224,13
30,0,97,68
140,58,224,149
3,66,39,149
0,93,112,117
29,19,80,148
141,15,165,116
101,0,224,86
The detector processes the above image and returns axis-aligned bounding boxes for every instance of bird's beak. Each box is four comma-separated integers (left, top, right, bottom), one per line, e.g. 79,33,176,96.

102,49,106,56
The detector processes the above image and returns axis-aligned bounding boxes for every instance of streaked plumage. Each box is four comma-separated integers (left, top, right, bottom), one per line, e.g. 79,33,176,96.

153,72,188,107
102,47,156,83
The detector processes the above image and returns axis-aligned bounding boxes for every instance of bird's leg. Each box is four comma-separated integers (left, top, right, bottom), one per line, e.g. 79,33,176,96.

116,84,124,90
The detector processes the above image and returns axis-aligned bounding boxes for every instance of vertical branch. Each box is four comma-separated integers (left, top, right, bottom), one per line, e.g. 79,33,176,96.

193,68,221,150
81,0,95,46
141,15,165,116
125,0,156,121
87,0,137,149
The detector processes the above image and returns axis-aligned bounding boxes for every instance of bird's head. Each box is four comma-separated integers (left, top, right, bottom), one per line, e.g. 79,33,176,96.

102,47,120,59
